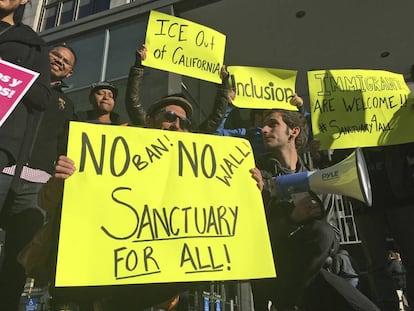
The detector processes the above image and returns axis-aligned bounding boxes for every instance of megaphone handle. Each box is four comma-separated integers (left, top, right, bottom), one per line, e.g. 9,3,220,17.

290,191,324,224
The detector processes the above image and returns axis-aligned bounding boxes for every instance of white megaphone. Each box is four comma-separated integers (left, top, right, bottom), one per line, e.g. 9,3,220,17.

274,148,372,206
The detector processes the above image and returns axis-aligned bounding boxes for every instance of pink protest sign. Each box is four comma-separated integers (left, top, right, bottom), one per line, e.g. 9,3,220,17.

0,59,39,127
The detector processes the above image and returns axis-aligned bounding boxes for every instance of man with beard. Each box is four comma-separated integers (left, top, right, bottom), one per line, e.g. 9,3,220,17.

251,109,381,311
40,95,194,311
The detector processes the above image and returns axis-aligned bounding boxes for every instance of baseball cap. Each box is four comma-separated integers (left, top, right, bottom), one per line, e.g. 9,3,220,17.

147,95,193,119
90,81,118,99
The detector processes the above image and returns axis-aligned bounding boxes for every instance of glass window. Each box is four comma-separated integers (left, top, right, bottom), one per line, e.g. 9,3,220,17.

105,18,148,80
63,30,106,93
60,0,75,25
94,0,110,13
41,5,58,31
39,0,111,31
66,88,91,114
182,75,211,125
78,0,95,19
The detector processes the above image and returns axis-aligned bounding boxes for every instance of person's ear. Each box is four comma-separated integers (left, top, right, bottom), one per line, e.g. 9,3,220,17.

290,127,301,140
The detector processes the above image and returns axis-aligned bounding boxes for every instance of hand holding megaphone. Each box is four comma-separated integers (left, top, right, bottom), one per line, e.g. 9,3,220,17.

290,192,324,223
274,148,372,207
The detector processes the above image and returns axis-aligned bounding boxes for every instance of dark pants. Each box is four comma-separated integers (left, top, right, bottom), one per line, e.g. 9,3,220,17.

0,209,44,310
0,178,45,311
0,173,13,218
304,269,380,311
251,219,336,310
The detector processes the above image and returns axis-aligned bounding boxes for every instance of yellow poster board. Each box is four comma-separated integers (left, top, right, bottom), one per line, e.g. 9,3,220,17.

55,122,275,287
308,69,414,150
143,10,226,84
228,66,298,110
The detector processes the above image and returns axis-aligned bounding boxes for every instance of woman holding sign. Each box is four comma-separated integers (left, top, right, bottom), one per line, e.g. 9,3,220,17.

0,1,51,310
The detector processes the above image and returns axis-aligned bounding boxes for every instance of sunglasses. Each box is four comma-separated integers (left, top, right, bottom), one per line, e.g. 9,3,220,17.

159,109,191,130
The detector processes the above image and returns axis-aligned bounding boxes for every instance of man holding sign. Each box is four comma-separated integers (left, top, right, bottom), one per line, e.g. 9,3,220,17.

48,95,194,310
40,89,273,310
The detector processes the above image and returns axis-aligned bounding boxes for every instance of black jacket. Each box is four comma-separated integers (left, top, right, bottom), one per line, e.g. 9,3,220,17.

387,259,406,290
198,77,232,134
0,21,51,168
28,83,75,175
125,66,145,126
257,153,339,240
332,249,359,279
124,64,231,133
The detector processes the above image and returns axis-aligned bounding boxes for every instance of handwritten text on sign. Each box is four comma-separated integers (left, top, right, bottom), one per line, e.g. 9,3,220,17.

143,10,226,84
0,59,39,127
228,66,298,110
308,69,414,150
55,122,275,287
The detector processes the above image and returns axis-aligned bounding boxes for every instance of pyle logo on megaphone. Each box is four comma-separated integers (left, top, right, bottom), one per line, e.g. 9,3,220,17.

274,148,372,206
321,170,339,180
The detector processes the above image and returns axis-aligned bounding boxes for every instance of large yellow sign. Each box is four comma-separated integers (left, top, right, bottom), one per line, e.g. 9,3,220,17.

55,122,275,287
228,66,298,110
143,10,226,84
308,69,414,150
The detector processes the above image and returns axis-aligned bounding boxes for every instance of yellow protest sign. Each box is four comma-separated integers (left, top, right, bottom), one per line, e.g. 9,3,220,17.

308,69,414,150
143,10,226,84
55,122,275,287
228,66,298,110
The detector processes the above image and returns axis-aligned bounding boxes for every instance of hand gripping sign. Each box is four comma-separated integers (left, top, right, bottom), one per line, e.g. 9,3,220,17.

55,122,276,287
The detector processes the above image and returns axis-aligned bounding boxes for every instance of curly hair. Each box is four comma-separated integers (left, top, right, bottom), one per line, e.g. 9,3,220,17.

264,109,309,153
